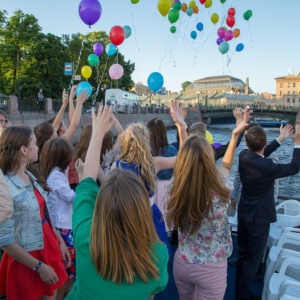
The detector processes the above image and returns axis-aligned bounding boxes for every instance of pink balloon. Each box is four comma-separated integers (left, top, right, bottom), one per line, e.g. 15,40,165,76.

217,27,226,39
109,64,124,80
224,30,233,41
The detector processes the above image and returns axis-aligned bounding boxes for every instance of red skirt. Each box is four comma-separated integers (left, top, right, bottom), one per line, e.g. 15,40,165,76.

0,189,67,300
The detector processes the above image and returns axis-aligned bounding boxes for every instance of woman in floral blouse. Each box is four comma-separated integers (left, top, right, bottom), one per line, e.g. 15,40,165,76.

166,109,251,300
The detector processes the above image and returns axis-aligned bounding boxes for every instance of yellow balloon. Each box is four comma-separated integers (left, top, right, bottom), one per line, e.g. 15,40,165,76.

189,1,196,9
211,13,219,24
205,0,212,8
158,0,171,17
205,130,214,144
81,65,92,79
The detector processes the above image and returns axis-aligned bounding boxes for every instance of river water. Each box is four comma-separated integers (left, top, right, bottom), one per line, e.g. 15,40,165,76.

167,124,299,199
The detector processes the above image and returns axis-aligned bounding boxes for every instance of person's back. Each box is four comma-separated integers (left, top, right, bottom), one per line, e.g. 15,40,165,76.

236,124,300,300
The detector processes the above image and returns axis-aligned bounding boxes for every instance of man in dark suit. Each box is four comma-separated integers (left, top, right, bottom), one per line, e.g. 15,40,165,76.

235,124,300,300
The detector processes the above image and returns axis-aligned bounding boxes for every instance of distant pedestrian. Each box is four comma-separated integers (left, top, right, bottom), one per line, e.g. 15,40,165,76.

37,89,45,113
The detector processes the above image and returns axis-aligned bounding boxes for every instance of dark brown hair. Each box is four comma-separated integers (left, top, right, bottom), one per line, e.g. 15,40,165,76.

100,131,114,163
75,125,92,162
40,138,74,179
0,126,32,174
34,122,54,159
147,118,168,156
245,125,267,152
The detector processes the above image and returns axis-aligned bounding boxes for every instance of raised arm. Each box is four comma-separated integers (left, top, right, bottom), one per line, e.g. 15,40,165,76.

63,90,87,141
170,100,188,146
68,85,77,125
82,106,114,181
264,124,293,157
220,108,252,178
52,89,69,136
111,115,124,159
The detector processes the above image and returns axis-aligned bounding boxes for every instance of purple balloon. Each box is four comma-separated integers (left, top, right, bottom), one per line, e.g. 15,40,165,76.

212,142,222,148
217,27,226,39
216,37,224,45
224,30,233,41
78,0,102,26
93,43,103,56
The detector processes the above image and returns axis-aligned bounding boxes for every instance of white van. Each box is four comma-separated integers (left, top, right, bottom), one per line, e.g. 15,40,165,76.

105,89,141,113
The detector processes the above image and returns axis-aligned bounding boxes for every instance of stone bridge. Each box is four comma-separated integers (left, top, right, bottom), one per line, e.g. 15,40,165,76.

200,106,300,125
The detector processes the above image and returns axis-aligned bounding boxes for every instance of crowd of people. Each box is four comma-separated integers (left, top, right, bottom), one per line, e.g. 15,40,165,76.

0,87,299,300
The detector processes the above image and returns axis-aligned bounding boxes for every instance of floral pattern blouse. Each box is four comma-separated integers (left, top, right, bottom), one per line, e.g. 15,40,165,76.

178,177,233,264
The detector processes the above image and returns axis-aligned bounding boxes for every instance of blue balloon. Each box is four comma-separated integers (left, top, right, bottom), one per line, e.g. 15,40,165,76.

147,72,164,93
123,25,132,38
190,31,197,40
105,43,117,56
76,81,92,98
236,43,244,52
196,22,203,31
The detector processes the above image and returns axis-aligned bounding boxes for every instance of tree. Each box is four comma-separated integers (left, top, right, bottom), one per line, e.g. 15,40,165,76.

62,31,135,103
181,81,191,92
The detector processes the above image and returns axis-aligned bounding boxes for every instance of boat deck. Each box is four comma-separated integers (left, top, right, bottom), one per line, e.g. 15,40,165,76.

155,234,264,300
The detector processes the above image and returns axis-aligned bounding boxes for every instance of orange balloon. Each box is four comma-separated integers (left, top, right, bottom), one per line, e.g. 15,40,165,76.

233,28,240,38
182,3,188,12
193,6,199,13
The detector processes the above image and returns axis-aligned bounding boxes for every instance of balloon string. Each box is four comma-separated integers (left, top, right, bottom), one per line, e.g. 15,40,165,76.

247,22,254,46
92,55,109,104
68,32,87,92
131,12,140,52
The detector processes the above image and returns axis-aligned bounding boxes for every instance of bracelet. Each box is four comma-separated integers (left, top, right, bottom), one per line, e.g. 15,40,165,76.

33,260,42,272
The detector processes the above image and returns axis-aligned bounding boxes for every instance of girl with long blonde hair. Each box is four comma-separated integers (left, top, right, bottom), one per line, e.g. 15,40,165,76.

166,109,251,300
66,106,168,300
110,102,187,247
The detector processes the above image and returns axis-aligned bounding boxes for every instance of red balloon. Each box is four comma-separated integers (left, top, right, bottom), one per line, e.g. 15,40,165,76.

228,7,236,16
226,16,235,28
199,0,206,4
109,26,125,46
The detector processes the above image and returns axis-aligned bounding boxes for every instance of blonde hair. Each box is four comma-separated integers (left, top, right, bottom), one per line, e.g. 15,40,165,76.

119,123,156,194
90,169,159,283
166,135,230,235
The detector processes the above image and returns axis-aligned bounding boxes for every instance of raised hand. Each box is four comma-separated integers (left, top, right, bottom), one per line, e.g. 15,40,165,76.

102,149,114,167
232,107,252,135
62,88,69,106
69,85,78,101
76,89,88,105
277,124,293,143
170,100,186,126
92,105,114,137
233,107,244,125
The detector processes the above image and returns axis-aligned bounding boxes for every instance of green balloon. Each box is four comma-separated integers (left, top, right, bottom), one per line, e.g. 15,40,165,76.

243,11,250,21
220,0,226,3
248,10,253,17
174,2,182,11
219,41,229,54
168,8,180,24
170,26,176,33
88,53,99,66
131,0,139,3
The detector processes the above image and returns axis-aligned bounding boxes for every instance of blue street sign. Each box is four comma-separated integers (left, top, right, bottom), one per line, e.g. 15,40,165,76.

64,62,73,76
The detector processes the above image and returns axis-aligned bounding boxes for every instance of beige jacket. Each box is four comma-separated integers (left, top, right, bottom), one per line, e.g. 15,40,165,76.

0,169,13,224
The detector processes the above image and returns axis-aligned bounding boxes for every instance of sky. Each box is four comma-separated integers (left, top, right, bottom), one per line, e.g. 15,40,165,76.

1,0,300,94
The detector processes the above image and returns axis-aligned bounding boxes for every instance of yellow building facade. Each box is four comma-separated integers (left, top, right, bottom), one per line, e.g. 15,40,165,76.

275,74,300,108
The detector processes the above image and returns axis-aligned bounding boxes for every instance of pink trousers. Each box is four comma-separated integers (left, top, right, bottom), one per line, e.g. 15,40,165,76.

173,250,227,300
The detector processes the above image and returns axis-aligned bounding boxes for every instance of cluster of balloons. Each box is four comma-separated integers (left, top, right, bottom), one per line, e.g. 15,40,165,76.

147,72,164,93
78,0,102,27
157,0,203,34
216,7,245,55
